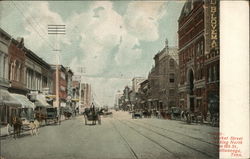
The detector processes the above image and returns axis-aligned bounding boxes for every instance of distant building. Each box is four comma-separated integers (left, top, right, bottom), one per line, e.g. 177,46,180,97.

51,65,67,108
132,77,146,92
66,67,74,107
148,39,179,111
114,90,123,108
72,80,80,113
137,79,149,110
79,83,92,112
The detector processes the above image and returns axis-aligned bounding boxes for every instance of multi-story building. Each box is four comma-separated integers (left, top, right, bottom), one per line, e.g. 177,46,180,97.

178,0,219,118
157,40,179,111
204,0,219,118
25,48,53,94
137,79,149,110
0,28,11,90
114,90,123,109
51,65,67,108
66,67,73,107
147,40,179,112
79,83,92,113
147,66,158,111
72,80,80,112
120,86,131,111
128,89,137,111
0,28,13,124
132,77,146,93
8,38,27,95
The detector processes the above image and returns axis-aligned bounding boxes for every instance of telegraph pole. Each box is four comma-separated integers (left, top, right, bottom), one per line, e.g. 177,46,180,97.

48,24,66,124
78,67,86,114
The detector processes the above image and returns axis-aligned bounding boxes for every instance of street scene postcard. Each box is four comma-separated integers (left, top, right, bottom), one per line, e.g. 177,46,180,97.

0,1,249,159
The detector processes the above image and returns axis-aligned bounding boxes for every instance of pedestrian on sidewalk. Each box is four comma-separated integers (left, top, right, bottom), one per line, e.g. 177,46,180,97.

7,123,12,136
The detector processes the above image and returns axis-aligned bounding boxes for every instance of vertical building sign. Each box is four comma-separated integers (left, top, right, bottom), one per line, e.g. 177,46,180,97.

210,0,219,50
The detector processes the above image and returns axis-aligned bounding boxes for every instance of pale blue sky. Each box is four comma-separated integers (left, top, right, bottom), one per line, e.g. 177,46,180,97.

0,1,185,106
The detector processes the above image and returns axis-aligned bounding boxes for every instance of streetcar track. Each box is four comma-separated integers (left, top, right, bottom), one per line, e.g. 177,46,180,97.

110,120,139,159
122,119,217,158
113,118,181,159
136,120,218,146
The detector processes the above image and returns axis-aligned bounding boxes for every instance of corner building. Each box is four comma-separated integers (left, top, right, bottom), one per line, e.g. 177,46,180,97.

178,0,219,119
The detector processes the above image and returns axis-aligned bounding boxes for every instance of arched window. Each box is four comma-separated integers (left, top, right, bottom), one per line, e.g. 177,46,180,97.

200,41,204,55
169,59,175,68
197,43,200,56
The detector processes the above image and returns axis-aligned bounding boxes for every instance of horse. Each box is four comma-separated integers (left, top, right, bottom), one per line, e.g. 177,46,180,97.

21,119,40,136
64,112,72,119
193,111,203,124
12,117,22,139
142,110,151,118
181,110,192,124
84,108,100,125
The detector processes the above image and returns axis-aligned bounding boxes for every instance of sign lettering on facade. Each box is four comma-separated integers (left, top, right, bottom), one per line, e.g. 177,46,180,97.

210,0,219,49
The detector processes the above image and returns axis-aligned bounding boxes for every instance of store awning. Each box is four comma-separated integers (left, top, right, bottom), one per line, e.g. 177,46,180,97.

34,94,51,108
10,93,35,109
0,89,22,107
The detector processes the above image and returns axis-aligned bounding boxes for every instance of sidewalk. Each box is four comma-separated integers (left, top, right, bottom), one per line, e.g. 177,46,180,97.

0,125,10,137
0,115,81,138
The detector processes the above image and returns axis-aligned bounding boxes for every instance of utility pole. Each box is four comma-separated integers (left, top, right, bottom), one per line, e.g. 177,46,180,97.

48,24,66,124
78,67,86,114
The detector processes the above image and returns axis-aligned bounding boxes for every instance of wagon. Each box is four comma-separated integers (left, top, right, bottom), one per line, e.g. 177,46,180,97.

84,108,101,125
132,111,142,119
45,107,58,125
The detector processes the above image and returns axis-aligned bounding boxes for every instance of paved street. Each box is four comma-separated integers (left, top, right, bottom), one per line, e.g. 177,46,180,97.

1,111,219,159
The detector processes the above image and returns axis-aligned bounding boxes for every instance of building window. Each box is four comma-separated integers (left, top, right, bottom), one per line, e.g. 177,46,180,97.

169,59,175,68
169,73,175,83
200,41,204,55
16,62,20,82
197,43,200,56
208,67,211,82
61,72,65,80
213,65,217,81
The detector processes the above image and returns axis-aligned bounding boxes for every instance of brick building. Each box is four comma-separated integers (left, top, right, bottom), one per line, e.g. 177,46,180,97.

178,0,219,118
8,38,27,95
25,48,53,94
51,65,67,108
148,40,179,111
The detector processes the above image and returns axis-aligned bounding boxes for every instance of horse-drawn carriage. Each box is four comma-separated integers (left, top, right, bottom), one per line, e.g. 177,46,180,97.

84,107,101,125
62,107,73,119
132,111,142,119
45,107,58,125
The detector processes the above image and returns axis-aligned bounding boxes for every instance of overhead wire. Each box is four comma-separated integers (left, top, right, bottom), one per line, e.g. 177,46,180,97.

10,1,55,50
